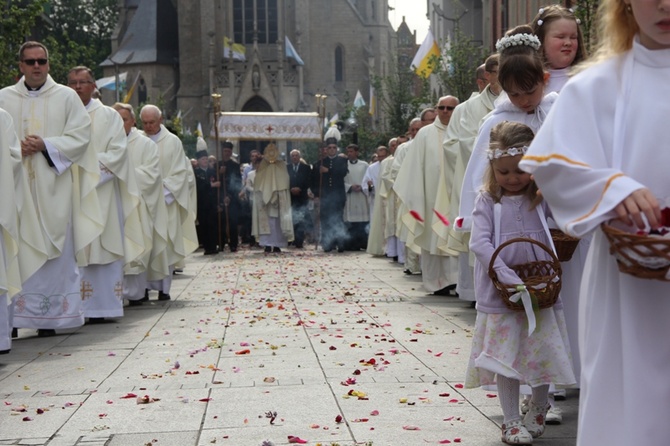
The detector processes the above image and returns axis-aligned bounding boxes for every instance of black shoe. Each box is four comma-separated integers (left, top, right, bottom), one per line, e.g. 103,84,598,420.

433,284,459,297
127,299,143,307
272,247,281,253
37,329,56,337
87,318,106,324
140,289,149,302
157,291,171,301
0,349,9,355
403,269,413,275
337,246,344,253
203,250,217,255
393,256,399,262
11,328,18,338
264,246,272,253
230,247,238,253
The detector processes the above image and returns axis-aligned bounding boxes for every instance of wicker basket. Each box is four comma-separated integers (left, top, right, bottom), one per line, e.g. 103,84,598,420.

488,237,562,311
602,222,670,281
550,229,580,262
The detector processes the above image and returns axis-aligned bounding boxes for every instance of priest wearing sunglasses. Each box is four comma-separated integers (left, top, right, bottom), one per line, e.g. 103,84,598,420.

0,41,99,338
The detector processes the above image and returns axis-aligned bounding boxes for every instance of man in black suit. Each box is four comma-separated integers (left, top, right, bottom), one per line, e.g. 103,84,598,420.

194,148,220,255
287,149,311,248
311,138,349,252
218,141,242,252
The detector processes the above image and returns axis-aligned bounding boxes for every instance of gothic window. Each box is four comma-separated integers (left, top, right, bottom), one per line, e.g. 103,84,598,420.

335,46,344,82
233,0,279,44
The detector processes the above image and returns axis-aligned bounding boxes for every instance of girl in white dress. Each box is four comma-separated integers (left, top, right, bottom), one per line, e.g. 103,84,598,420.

531,5,587,93
466,121,575,445
458,25,557,234
520,1,670,445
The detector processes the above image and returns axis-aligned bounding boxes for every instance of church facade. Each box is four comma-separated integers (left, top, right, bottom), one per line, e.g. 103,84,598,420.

105,0,397,158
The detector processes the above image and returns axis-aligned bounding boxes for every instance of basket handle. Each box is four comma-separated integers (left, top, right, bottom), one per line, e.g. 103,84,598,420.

487,237,560,283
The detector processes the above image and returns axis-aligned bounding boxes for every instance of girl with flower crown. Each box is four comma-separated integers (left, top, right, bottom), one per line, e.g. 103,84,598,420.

520,1,670,445
458,24,556,234
466,121,575,445
531,5,587,93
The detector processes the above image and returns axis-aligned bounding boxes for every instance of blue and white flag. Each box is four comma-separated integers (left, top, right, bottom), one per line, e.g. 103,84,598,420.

353,90,366,109
285,36,304,66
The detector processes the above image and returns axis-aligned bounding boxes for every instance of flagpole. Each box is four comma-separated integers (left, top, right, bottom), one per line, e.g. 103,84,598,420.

315,94,327,251
211,93,225,251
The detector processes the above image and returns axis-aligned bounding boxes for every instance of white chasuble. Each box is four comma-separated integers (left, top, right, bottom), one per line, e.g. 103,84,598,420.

0,75,101,329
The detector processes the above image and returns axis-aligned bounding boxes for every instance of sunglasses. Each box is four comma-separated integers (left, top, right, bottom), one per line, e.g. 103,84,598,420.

437,105,455,111
22,58,48,66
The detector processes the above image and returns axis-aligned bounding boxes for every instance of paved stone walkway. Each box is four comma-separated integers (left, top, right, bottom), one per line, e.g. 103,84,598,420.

0,248,578,446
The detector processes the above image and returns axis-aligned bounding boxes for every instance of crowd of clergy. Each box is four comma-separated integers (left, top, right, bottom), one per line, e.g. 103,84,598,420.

0,41,199,352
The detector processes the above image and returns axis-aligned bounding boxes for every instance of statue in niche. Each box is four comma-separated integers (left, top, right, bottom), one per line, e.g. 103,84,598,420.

252,64,261,91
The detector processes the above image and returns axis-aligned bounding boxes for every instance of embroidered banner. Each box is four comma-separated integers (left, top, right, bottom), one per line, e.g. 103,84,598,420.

214,112,321,141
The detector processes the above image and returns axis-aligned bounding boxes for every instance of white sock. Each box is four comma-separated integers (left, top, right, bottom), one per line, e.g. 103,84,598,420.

498,375,521,424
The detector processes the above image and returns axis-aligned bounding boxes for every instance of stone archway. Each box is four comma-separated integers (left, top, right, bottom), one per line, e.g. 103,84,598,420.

239,96,273,163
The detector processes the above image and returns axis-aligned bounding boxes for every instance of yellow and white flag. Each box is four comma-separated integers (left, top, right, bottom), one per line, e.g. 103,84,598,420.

410,30,440,78
223,37,246,61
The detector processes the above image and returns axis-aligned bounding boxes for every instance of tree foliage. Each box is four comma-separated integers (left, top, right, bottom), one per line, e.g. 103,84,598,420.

0,0,48,87
573,0,600,54
433,26,487,102
0,0,118,86
43,0,119,83
372,58,432,139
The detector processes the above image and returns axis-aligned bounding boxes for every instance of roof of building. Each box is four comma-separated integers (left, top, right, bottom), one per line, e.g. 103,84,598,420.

101,0,178,67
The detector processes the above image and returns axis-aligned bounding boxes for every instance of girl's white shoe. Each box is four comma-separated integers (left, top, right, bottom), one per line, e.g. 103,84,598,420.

501,419,533,444
523,402,550,438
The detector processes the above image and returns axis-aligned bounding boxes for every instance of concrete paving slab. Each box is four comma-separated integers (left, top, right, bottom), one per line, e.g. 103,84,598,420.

0,249,578,446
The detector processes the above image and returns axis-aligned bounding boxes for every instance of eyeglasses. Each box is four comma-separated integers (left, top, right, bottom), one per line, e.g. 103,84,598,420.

67,80,94,87
22,58,48,66
437,105,456,111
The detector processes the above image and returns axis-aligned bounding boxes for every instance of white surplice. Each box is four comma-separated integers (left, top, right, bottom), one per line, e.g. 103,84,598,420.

344,160,370,223
520,39,670,446
0,75,102,329
361,161,380,221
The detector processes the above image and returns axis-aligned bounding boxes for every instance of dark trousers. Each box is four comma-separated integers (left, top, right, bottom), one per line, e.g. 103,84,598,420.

220,204,239,251
198,209,218,253
291,204,309,247
346,221,368,250
319,199,347,251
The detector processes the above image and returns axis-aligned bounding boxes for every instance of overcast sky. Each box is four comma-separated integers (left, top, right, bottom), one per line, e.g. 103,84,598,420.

388,0,430,41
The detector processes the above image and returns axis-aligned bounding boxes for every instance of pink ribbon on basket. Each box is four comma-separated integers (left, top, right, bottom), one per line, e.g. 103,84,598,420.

509,285,536,336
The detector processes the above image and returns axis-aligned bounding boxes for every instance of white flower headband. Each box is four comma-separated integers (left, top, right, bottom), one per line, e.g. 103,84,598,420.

487,146,529,160
536,7,581,27
495,33,541,53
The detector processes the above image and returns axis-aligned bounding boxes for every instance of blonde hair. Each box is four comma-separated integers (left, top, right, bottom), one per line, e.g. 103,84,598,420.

482,121,541,208
574,0,637,72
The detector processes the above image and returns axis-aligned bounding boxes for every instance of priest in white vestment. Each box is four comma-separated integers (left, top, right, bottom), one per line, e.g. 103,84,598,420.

364,145,390,256
252,144,294,252
444,56,500,301
139,105,198,301
392,113,435,273
343,144,370,251
395,97,460,295
68,67,144,321
0,108,48,352
0,42,102,336
113,103,170,306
